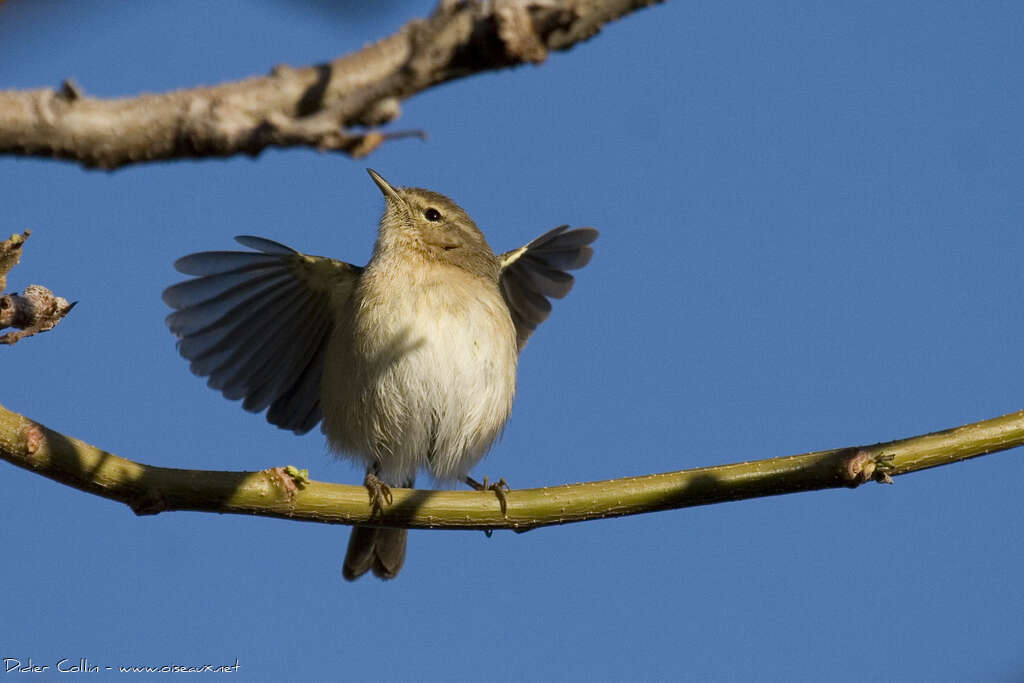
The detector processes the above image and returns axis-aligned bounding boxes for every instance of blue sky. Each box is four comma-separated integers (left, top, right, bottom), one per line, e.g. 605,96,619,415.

3,1,1024,681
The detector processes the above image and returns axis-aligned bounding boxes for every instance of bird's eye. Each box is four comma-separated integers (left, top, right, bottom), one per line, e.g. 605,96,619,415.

424,208,442,222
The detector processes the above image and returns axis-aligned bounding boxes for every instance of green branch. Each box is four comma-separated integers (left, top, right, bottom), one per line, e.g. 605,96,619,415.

1,402,1021,531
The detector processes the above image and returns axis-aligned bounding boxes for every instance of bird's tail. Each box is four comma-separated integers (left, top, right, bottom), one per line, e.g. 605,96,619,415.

342,476,413,581
342,526,408,581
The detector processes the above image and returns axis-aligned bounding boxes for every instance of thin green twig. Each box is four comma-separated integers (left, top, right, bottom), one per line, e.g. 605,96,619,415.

1,403,1021,531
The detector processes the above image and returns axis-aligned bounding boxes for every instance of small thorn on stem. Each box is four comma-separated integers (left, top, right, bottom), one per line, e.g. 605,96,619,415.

59,79,83,101
381,129,428,142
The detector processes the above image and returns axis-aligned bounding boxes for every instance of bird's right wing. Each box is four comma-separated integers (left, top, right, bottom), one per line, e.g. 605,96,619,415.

163,235,362,435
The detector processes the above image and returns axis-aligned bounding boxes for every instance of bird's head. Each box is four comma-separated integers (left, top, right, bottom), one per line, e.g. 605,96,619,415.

367,169,498,279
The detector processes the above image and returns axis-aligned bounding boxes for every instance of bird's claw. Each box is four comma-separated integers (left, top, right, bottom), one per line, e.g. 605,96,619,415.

465,475,511,517
364,470,393,513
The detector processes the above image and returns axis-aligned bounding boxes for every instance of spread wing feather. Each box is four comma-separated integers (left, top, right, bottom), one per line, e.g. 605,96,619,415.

499,225,598,351
163,235,361,434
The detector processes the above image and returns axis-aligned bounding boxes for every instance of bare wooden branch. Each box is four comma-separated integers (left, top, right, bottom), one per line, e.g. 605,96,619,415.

0,0,663,170
0,232,75,345
0,229,27,293
2,401,1021,531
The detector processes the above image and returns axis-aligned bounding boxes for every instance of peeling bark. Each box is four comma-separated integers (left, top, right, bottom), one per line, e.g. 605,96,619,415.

0,0,663,169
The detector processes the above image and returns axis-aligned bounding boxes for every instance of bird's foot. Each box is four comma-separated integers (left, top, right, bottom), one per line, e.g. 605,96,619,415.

465,475,511,518
364,470,393,514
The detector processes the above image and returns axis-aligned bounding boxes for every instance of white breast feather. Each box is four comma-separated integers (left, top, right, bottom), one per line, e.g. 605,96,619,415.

321,260,518,486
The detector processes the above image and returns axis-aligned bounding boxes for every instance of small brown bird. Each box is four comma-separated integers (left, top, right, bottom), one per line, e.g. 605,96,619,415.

163,170,597,580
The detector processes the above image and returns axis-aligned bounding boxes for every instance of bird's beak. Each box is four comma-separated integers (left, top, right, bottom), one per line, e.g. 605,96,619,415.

367,169,403,204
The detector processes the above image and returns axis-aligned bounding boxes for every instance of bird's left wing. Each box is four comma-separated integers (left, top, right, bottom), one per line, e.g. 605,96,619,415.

163,235,361,435
499,225,598,351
